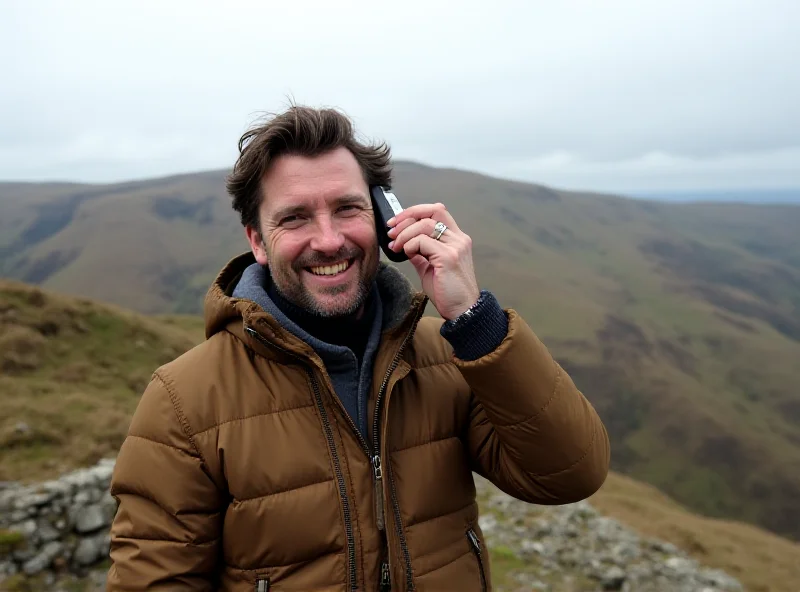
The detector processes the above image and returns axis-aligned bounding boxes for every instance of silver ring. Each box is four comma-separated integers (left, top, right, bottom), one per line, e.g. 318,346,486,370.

432,221,448,240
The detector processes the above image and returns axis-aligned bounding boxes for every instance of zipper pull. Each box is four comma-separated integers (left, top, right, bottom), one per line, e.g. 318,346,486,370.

256,578,270,592
467,529,481,555
373,455,385,531
379,561,391,591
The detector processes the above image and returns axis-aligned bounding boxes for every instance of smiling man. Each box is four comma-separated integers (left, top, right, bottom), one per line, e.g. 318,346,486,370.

107,106,610,591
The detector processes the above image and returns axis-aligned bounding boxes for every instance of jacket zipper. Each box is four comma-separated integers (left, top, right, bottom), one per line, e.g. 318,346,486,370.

467,529,487,592
245,296,427,592
380,302,427,591
255,578,270,592
380,561,392,591
245,326,358,592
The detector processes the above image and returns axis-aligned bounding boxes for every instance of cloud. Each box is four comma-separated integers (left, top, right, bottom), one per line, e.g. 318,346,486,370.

497,148,800,191
0,0,798,192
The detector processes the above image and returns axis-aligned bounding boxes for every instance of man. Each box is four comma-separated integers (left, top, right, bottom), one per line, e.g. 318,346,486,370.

108,105,610,591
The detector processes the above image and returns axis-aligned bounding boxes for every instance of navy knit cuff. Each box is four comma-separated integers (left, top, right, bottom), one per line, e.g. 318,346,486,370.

439,290,509,361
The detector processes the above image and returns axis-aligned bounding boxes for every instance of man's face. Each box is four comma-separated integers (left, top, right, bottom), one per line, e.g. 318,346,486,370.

245,147,380,317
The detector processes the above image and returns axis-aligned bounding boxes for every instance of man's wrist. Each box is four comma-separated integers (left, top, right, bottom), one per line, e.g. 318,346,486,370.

446,291,482,321
440,290,509,361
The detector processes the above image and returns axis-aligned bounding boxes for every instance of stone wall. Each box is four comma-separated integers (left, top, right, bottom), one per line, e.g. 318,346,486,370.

1,460,745,591
0,459,115,580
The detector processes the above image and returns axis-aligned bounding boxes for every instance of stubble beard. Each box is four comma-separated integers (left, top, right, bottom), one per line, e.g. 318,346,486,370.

267,243,379,318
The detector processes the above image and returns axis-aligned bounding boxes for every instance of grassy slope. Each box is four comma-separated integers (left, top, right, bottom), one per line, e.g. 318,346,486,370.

2,281,798,591
1,164,799,541
0,280,198,480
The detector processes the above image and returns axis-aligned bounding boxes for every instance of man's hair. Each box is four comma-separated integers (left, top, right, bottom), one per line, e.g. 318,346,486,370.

226,105,393,232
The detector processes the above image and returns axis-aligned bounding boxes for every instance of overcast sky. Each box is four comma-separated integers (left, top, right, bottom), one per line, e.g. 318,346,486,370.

1,0,799,193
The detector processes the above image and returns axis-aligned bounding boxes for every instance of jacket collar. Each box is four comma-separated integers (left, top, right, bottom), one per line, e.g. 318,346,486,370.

203,252,428,363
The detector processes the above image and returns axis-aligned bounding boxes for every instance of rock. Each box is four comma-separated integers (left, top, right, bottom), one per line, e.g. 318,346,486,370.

73,489,93,506
532,521,552,537
22,541,63,575
478,513,497,534
664,555,696,573
601,566,626,590
650,539,679,554
38,520,61,542
64,469,95,490
571,501,598,520
73,537,102,565
8,509,28,523
0,489,18,512
611,541,640,561
14,490,54,510
13,422,32,435
74,504,108,533
521,540,546,555
42,479,73,498
10,518,37,539
89,463,114,488
12,544,38,562
700,568,744,590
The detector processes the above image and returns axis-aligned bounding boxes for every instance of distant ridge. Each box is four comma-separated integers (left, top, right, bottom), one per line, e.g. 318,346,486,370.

630,188,800,204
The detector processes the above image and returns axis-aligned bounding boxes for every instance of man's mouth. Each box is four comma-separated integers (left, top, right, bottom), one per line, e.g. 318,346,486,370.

306,258,353,277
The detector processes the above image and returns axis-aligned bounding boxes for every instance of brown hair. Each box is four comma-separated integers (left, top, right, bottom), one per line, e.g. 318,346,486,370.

226,105,392,232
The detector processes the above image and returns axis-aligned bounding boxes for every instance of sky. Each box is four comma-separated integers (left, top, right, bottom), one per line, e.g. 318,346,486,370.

1,0,799,194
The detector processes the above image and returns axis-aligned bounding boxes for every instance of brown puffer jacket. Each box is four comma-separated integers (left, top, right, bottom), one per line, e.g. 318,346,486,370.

108,253,610,591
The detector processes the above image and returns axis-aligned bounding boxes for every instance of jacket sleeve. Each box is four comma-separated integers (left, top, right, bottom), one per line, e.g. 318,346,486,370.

107,372,223,590
459,309,610,504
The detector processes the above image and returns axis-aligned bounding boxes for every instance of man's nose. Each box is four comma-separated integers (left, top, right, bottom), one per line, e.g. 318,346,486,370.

310,216,346,254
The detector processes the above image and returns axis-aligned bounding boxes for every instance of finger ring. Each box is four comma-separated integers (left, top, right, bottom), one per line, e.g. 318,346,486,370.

432,221,448,241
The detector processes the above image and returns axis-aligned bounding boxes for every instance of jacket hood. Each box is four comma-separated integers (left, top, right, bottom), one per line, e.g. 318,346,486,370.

203,252,427,345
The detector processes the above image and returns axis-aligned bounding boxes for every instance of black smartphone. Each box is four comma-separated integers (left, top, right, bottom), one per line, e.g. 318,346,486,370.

370,185,408,262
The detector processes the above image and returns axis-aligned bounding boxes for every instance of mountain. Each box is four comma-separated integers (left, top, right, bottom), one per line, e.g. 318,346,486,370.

630,188,800,204
1,162,799,542
1,280,798,592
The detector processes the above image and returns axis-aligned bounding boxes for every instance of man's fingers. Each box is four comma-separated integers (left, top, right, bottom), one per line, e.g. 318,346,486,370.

388,203,459,232
389,218,455,253
408,254,429,276
386,216,416,239
402,233,451,261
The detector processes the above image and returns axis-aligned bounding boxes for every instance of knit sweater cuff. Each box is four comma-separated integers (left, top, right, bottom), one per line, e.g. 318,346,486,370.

439,290,509,361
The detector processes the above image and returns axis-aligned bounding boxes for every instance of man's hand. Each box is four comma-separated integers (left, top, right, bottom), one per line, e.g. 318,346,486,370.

386,202,480,321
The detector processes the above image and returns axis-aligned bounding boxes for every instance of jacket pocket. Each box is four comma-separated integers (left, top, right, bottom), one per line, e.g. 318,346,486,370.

466,528,487,592
255,577,270,592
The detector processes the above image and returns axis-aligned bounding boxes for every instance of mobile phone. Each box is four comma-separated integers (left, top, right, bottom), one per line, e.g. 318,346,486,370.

370,185,408,262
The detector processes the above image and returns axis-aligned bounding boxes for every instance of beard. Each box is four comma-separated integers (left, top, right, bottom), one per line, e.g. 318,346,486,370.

266,242,379,318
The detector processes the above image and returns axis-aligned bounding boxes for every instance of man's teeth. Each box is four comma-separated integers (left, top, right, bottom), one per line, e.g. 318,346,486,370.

309,260,350,276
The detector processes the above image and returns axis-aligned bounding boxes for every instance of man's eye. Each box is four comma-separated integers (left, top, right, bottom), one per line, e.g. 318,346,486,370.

338,205,359,213
280,215,302,226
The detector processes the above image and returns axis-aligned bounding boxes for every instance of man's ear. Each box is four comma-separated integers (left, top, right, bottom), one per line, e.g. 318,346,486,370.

245,225,269,266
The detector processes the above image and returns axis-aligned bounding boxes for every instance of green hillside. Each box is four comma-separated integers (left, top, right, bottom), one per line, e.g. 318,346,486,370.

0,279,198,480
1,163,799,541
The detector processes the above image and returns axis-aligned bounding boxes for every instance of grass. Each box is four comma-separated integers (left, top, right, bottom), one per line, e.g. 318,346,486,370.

0,280,197,481
488,544,530,589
